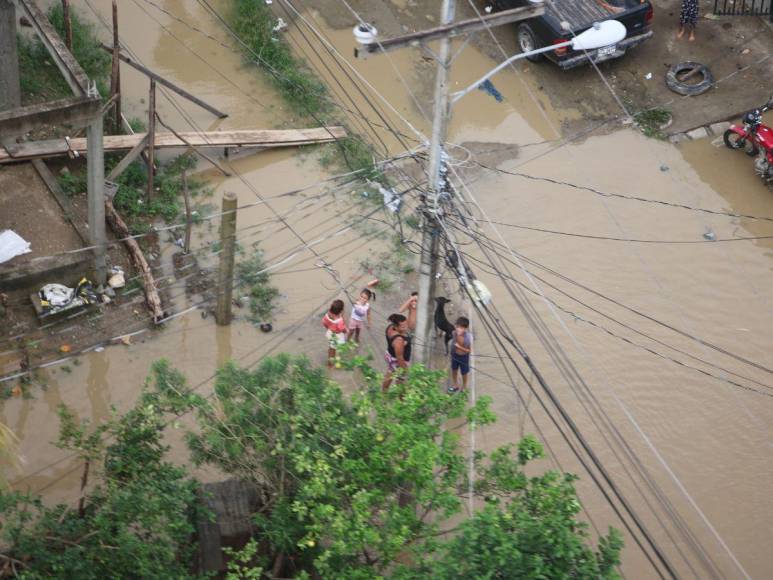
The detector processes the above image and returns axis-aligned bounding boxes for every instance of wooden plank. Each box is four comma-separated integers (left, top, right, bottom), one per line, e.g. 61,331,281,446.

17,0,89,95
356,4,544,56
101,44,228,118
155,113,231,176
106,134,149,180
105,199,165,322
0,127,347,162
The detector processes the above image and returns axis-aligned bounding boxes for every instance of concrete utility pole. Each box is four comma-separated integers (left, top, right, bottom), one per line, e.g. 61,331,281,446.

0,0,21,111
87,113,107,286
355,3,543,367
414,0,455,366
215,192,238,325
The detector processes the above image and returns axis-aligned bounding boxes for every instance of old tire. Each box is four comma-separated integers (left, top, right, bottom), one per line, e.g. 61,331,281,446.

723,130,759,156
666,62,714,96
517,24,543,62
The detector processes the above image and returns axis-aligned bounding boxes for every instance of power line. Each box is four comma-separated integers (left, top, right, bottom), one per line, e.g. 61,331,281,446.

474,217,773,244
444,163,746,577
442,248,676,579
476,160,773,223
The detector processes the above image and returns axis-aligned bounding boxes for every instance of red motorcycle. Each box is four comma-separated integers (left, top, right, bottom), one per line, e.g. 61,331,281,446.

724,99,773,186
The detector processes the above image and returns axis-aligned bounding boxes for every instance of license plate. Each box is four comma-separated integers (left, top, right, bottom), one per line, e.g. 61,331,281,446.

597,45,616,57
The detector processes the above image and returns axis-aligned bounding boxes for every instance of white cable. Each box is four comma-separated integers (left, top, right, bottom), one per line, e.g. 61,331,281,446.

617,400,752,580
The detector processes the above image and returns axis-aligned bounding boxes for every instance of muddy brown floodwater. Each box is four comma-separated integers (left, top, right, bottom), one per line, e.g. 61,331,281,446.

4,2,773,578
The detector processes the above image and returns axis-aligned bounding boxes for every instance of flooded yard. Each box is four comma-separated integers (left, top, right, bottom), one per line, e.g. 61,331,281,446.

4,1,773,577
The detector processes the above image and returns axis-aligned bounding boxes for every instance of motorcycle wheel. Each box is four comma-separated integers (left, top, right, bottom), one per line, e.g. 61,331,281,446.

723,130,759,156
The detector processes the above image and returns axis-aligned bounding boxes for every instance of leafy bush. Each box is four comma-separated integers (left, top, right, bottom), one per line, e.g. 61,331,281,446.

164,354,623,578
235,243,280,323
633,107,672,140
0,362,202,578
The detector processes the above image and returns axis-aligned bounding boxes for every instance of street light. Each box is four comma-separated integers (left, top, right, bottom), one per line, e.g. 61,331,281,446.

450,20,627,104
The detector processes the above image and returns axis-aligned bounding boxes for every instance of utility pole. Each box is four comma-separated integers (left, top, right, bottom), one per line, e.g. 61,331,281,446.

146,78,156,200
61,0,72,51
215,192,238,326
354,3,544,367
414,0,454,366
87,112,107,286
182,169,192,254
110,0,121,133
0,0,20,111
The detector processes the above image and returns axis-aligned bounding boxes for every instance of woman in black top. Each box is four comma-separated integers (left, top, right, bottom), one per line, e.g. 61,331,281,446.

382,294,417,391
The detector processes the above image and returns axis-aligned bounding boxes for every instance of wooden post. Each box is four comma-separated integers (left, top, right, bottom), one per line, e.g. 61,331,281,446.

61,0,72,51
146,78,156,201
87,115,107,286
0,0,21,111
110,0,121,133
105,199,164,322
215,192,237,326
182,169,192,254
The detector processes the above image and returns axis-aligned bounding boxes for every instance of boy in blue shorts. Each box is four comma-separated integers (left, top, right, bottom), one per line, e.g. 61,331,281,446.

448,317,472,394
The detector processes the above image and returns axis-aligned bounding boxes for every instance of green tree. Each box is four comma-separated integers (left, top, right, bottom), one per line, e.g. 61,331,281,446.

170,354,622,578
0,364,202,579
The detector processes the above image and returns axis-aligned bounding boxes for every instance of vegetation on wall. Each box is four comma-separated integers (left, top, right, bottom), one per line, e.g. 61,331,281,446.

17,4,110,105
229,0,382,180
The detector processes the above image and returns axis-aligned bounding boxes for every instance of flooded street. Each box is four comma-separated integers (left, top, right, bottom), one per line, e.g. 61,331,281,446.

4,2,773,577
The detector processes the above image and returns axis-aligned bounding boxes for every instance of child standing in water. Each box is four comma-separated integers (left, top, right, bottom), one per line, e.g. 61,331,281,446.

347,288,374,343
322,299,346,368
448,317,472,394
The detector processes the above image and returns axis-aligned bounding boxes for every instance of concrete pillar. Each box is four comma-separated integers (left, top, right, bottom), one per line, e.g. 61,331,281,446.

0,0,21,111
87,116,107,286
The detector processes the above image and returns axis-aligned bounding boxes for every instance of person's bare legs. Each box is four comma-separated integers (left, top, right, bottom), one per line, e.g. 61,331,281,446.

382,373,392,392
688,27,695,41
451,366,459,390
677,25,685,39
328,347,336,368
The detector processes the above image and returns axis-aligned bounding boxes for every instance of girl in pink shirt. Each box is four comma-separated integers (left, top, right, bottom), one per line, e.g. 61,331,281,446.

322,299,346,368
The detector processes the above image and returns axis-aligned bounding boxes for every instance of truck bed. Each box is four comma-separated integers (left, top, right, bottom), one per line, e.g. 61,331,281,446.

547,0,611,30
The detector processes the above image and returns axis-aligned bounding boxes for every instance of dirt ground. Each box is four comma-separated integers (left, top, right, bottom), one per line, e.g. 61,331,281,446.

0,161,149,389
305,0,773,136
0,163,83,266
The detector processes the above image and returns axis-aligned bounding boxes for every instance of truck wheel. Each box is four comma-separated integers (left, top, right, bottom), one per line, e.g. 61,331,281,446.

517,24,543,62
666,62,714,96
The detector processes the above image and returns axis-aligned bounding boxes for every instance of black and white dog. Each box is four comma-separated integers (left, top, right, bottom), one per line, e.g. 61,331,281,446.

434,296,455,354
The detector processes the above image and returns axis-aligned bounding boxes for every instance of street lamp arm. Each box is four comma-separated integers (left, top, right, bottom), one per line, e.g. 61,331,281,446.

450,19,627,106
450,42,569,105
